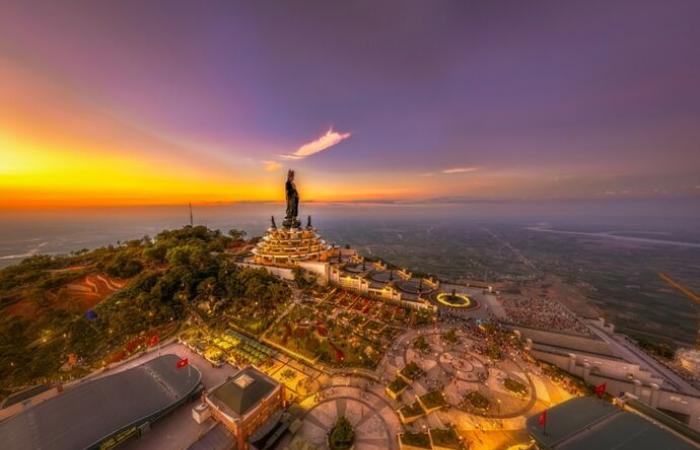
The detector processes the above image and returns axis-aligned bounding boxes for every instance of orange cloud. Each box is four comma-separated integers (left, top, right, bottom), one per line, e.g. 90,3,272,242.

442,167,478,174
280,127,351,160
262,160,282,172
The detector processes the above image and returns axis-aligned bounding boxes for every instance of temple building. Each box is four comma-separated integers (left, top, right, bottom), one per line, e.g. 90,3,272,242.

251,215,331,266
251,171,332,266
244,171,438,313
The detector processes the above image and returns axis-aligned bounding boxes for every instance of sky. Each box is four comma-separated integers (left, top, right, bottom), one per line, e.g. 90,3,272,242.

1,0,699,209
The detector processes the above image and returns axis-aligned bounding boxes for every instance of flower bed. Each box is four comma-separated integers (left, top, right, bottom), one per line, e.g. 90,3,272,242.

400,432,431,449
462,391,490,410
400,362,425,382
386,376,409,399
413,335,430,353
487,344,502,360
430,427,462,450
504,377,527,394
442,329,460,345
418,390,447,412
399,401,426,423
328,416,355,450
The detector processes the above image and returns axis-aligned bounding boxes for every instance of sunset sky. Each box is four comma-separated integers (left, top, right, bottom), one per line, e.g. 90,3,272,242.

1,1,699,209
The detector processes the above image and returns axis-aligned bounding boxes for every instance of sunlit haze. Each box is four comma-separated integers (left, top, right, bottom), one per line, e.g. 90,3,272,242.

2,1,699,209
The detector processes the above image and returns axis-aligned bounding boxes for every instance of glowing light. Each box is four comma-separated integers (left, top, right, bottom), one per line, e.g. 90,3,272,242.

436,292,472,308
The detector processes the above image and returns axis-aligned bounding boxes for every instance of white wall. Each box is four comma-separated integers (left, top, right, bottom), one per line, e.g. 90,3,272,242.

237,262,295,280
533,348,700,430
298,261,330,284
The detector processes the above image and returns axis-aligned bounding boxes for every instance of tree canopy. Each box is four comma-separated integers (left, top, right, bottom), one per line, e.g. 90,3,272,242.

0,225,289,399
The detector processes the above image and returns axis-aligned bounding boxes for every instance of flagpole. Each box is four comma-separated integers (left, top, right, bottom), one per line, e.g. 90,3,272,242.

540,409,548,436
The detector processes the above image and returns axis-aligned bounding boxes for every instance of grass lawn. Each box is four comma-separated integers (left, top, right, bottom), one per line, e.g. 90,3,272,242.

400,432,431,449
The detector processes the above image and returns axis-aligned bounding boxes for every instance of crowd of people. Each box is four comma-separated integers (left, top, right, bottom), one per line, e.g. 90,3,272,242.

500,295,592,335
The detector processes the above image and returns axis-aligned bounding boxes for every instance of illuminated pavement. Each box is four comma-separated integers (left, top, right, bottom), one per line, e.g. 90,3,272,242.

378,325,575,450
289,380,402,450
83,315,574,450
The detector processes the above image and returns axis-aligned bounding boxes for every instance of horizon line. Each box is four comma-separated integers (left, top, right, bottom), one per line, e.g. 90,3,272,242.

2,195,700,212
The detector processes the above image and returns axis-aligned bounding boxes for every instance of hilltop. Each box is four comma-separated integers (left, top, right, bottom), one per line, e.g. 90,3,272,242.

0,225,290,398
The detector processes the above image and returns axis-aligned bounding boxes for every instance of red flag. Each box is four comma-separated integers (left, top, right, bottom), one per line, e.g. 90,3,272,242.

148,334,160,347
595,382,607,397
176,358,189,369
538,409,547,428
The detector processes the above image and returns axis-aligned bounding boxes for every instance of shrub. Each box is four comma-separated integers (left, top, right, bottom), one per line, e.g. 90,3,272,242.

463,391,490,410
504,377,527,394
328,416,354,450
400,432,430,448
419,390,446,410
430,428,462,449
413,335,430,353
400,361,425,381
388,377,408,393
399,401,426,419
442,328,459,344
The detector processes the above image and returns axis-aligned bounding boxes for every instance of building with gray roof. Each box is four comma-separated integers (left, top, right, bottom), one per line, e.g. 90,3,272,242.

205,366,285,450
0,354,202,450
527,396,700,449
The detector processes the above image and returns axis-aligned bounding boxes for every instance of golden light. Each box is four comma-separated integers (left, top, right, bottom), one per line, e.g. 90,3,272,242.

436,292,472,308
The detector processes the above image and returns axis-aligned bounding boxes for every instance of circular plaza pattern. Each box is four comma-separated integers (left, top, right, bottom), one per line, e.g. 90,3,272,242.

438,350,487,382
297,384,402,450
435,292,473,308
398,327,536,419
394,279,436,296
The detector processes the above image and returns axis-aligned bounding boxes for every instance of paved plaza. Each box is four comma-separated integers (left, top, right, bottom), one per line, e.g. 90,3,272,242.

274,321,575,450
377,325,573,450
295,383,402,450
93,289,576,450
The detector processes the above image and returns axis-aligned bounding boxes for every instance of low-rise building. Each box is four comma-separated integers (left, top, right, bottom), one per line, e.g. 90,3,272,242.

204,366,285,450
527,396,700,449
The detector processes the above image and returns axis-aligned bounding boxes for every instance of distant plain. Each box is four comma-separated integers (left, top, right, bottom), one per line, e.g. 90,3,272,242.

2,199,699,347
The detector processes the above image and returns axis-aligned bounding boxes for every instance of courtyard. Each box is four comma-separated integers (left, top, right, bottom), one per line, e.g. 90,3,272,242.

273,315,576,450
264,289,430,369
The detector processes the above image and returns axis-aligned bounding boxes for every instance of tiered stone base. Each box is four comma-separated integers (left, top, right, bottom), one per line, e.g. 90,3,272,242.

252,226,330,265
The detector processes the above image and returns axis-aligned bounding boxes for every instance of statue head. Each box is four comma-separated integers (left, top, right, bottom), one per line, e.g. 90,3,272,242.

287,169,295,182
